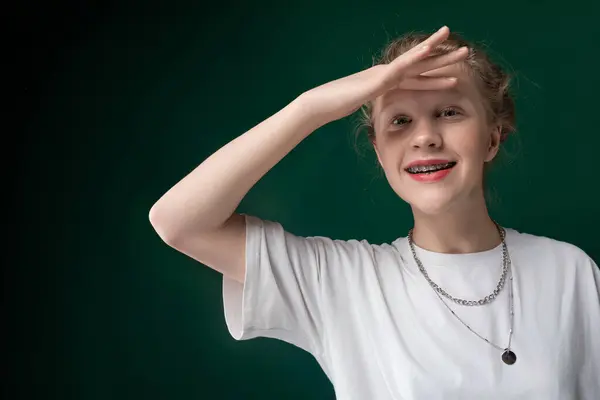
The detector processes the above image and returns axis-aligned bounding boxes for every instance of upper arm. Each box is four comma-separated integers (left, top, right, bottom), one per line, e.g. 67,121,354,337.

165,213,247,284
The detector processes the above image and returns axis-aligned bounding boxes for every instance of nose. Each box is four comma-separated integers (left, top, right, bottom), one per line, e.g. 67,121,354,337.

410,120,442,149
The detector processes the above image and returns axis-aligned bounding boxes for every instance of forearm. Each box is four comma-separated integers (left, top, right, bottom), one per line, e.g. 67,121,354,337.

149,95,321,240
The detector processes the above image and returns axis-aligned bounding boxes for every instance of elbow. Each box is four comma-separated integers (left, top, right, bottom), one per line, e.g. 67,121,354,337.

148,206,183,245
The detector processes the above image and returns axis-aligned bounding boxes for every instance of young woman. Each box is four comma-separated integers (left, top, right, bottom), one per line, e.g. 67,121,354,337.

149,26,600,399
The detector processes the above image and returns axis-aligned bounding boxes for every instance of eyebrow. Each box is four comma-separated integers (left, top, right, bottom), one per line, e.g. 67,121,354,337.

378,88,467,117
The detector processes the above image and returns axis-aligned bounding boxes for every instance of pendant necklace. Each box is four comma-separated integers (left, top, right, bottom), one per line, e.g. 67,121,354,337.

407,224,517,365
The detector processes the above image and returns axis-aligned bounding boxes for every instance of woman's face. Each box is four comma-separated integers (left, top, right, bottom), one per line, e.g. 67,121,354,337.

371,63,501,216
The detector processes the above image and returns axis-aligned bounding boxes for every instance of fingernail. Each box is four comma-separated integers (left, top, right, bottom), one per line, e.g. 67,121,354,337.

438,26,448,32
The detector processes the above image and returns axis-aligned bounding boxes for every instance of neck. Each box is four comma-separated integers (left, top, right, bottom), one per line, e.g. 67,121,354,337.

410,193,501,254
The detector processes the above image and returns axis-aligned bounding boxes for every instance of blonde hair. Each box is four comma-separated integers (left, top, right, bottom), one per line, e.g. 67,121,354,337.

358,31,516,143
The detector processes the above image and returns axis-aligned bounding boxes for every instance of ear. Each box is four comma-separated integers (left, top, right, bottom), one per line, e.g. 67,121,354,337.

484,125,502,163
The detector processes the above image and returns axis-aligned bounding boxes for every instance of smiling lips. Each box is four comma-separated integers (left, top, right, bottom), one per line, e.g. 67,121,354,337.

404,159,457,182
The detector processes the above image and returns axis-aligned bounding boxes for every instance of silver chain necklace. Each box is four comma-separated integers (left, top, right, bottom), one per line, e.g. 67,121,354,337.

408,222,508,306
407,224,517,365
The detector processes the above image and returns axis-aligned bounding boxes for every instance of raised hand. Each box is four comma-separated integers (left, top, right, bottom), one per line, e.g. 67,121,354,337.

299,26,469,126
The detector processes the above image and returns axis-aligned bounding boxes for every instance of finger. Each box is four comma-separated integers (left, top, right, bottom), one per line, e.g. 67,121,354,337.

397,76,458,91
378,26,451,89
411,25,452,53
408,47,469,76
388,26,451,70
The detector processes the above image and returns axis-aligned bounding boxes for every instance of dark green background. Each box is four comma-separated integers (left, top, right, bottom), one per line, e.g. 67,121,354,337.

14,1,600,399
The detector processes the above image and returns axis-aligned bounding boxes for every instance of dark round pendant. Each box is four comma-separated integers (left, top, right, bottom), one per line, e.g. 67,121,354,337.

502,349,517,365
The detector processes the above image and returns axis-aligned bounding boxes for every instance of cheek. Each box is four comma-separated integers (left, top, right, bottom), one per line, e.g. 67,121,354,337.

378,149,399,172
376,137,407,168
449,125,489,162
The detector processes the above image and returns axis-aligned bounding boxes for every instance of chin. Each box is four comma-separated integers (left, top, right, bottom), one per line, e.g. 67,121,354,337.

409,200,456,216
408,195,457,216
397,179,484,216
393,184,462,216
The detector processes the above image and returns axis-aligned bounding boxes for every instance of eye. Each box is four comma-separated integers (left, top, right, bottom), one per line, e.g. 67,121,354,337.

391,115,411,126
438,107,462,118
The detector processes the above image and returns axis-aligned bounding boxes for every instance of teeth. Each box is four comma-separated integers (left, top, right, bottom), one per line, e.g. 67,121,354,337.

406,162,456,174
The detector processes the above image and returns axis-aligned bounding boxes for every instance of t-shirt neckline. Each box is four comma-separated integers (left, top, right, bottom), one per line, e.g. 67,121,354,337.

394,228,512,269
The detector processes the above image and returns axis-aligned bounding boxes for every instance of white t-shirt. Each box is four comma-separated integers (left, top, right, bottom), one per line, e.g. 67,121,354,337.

223,215,600,399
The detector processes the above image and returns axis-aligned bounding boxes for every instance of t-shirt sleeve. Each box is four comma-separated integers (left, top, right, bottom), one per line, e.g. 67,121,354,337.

576,254,600,398
222,215,334,355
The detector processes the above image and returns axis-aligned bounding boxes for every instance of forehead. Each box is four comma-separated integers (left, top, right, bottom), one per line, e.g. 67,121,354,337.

373,63,481,114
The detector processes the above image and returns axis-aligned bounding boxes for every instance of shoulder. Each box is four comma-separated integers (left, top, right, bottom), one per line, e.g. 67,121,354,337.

505,227,597,275
245,215,403,266
506,227,590,259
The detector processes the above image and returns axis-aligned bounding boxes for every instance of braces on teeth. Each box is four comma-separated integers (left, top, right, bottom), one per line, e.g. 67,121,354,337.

407,162,456,174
